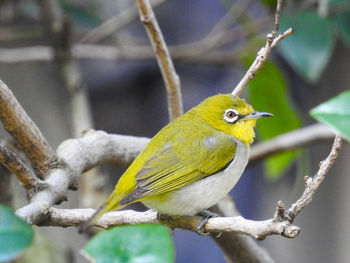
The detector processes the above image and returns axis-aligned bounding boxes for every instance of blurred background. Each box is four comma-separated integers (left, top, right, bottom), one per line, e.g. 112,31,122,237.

0,0,349,262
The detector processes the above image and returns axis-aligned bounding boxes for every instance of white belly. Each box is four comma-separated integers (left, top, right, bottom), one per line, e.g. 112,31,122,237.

142,139,249,216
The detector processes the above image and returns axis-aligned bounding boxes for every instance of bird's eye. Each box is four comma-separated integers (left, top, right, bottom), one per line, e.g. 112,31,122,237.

223,109,239,123
226,111,236,118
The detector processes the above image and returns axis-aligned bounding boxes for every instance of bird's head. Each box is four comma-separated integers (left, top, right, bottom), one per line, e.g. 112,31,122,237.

193,94,272,146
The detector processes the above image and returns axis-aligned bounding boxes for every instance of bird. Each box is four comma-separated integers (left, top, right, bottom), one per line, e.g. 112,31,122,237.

80,93,272,232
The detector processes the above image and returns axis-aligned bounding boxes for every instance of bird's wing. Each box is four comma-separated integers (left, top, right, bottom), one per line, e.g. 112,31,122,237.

120,133,237,204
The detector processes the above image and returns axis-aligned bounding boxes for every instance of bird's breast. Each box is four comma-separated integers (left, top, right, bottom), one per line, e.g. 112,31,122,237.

142,139,249,216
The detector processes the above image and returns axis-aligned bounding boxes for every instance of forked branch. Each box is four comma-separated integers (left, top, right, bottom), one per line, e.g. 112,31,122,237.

232,0,293,97
0,80,55,178
38,135,342,240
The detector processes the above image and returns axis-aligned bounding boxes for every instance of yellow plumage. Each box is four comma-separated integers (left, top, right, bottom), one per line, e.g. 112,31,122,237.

81,94,271,230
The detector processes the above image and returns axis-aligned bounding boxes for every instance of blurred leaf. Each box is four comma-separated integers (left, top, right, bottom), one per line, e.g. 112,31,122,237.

278,12,335,83
310,90,350,141
248,61,301,179
61,3,100,27
82,224,174,263
0,205,34,262
260,0,277,8
335,12,350,46
330,0,350,46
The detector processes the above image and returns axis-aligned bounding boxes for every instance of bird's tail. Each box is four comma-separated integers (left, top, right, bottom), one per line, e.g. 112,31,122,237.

78,204,108,233
78,192,125,233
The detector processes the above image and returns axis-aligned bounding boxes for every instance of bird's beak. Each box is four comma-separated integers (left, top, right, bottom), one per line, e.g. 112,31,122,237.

243,111,273,120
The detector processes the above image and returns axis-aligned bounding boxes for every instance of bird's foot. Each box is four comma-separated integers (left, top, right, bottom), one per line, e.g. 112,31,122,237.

196,210,220,236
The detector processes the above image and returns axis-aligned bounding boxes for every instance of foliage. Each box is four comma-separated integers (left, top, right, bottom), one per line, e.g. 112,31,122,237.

310,90,350,141
0,205,34,262
331,0,350,47
279,12,335,83
248,61,301,179
82,224,175,263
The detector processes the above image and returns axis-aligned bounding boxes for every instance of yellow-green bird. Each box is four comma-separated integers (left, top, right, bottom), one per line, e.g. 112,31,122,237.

81,94,272,231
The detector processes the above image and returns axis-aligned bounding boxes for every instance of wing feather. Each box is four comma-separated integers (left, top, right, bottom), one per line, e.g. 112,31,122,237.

120,130,237,205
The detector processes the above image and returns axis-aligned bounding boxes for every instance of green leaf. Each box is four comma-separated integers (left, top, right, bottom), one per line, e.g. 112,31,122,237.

310,90,350,141
335,12,350,46
278,12,335,83
0,205,34,262
330,0,350,46
61,3,100,27
248,61,301,179
82,224,174,263
260,0,277,8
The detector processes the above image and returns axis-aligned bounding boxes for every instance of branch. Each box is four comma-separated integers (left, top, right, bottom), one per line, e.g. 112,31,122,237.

205,0,253,38
250,123,334,163
15,130,149,224
0,18,270,64
0,144,39,190
135,0,183,120
15,126,338,230
0,79,55,178
33,134,342,242
44,208,299,240
80,0,167,43
286,135,342,220
232,0,293,96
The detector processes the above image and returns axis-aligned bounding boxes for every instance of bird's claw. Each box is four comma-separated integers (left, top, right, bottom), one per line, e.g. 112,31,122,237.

196,210,220,236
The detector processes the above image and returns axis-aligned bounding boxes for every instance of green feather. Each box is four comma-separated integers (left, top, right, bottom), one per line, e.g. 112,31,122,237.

121,120,237,203
82,94,259,229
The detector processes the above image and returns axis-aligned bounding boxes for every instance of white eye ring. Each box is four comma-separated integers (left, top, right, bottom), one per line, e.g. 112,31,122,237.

223,109,239,123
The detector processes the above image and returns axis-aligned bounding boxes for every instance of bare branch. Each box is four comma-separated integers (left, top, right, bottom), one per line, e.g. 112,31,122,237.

0,16,270,65
15,127,340,237
286,135,342,220
15,130,149,224
80,0,167,43
250,124,334,163
205,0,253,38
232,0,293,96
30,134,342,242
0,144,39,190
272,0,283,37
45,208,299,240
0,79,55,178
135,0,183,120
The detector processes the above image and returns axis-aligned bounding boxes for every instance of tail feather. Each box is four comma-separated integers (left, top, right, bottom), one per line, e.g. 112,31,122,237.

78,204,107,233
78,192,126,233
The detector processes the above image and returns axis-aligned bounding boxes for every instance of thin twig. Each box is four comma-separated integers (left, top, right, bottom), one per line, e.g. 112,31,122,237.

232,0,293,97
136,0,183,120
80,0,167,43
205,0,253,39
286,135,342,220
0,18,270,64
272,0,283,37
0,79,55,178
